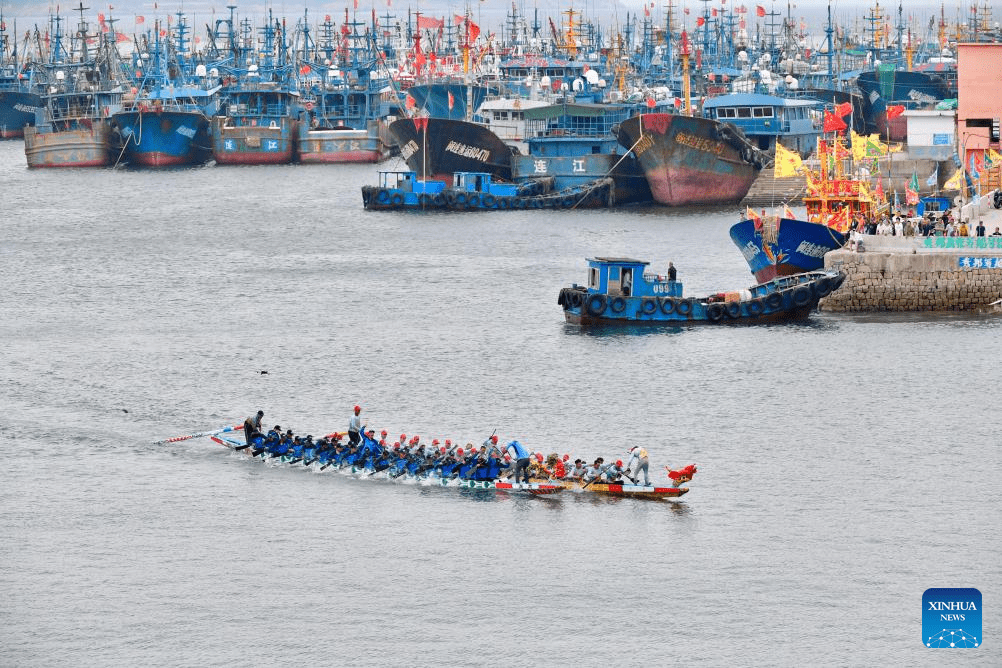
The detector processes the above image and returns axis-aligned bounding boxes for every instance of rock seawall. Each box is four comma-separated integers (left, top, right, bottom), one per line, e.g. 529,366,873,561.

821,236,1002,311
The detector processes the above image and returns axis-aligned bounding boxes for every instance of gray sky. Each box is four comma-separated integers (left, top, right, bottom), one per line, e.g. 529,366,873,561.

2,1,996,38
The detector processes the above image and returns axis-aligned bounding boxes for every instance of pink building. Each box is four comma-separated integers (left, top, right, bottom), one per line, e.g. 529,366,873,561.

957,43,1002,186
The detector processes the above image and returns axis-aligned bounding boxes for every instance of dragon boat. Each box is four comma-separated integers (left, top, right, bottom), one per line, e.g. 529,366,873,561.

207,429,694,500
211,434,563,496
559,257,845,325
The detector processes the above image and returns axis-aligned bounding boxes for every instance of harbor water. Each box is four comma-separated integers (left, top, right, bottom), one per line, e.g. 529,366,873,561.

1,139,998,666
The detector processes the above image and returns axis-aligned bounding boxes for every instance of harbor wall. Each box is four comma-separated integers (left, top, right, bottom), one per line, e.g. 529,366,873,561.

821,235,1002,311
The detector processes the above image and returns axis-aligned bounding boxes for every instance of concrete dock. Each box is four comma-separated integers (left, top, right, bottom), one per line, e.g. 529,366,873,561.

821,196,1002,312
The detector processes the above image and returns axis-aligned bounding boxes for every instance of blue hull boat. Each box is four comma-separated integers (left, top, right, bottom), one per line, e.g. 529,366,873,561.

730,216,849,283
559,257,845,325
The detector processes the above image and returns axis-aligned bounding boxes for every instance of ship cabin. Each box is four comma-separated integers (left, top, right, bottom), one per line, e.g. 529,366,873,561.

376,171,447,194
579,258,682,299
452,172,519,197
702,93,820,157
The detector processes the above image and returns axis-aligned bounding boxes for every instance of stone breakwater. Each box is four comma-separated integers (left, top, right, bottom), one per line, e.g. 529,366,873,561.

821,236,1002,312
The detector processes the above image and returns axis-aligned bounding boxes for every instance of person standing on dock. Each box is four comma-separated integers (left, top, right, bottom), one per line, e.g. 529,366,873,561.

668,262,677,282
626,445,651,486
244,410,264,446
348,405,362,446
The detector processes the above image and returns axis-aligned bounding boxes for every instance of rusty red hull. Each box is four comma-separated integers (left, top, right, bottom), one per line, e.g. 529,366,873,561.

617,113,759,206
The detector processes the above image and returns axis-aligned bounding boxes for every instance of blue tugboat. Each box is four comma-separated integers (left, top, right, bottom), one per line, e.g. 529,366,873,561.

558,257,845,325
361,170,613,211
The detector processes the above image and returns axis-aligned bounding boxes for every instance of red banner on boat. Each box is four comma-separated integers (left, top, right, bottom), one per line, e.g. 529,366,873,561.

887,105,905,119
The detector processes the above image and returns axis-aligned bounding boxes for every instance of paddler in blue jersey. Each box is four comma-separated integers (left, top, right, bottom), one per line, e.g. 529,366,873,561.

504,439,532,484
625,445,651,486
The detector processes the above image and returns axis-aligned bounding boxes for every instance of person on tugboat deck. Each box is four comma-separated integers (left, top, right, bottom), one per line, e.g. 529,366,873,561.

667,262,677,282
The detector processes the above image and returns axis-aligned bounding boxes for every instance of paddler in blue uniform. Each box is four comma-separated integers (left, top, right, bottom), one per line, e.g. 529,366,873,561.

625,445,651,486
504,439,532,484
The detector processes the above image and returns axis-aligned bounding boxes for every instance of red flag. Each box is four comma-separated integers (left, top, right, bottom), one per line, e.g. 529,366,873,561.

644,5,650,16
353,0,358,9
136,15,144,24
756,5,766,17
466,19,480,43
886,105,905,119
697,16,705,26
405,94,416,110
823,110,847,133
413,117,428,132
834,101,853,118
416,15,444,29
448,91,455,110
712,8,718,16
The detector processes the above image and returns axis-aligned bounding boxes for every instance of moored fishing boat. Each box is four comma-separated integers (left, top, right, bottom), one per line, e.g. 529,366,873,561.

0,12,41,139
510,101,655,205
616,113,764,206
111,14,219,167
212,77,298,165
361,170,613,211
559,257,845,325
389,116,515,182
730,136,880,282
24,11,128,168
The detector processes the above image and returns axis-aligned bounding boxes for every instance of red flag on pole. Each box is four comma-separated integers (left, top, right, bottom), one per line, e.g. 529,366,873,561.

756,5,766,17
886,105,905,119
823,110,847,133
834,101,853,118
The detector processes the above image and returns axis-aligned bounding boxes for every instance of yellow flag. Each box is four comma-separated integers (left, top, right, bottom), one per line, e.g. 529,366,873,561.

988,149,1002,166
850,130,866,162
942,168,964,191
774,143,803,178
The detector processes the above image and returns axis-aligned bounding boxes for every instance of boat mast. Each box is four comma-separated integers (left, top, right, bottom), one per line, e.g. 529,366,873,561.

680,29,691,116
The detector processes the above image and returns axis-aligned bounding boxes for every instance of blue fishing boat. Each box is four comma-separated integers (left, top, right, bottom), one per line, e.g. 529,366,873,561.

558,257,844,325
0,11,42,138
730,137,873,282
111,14,219,167
510,101,655,204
